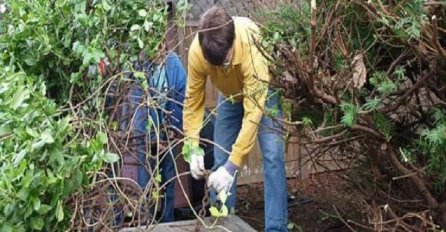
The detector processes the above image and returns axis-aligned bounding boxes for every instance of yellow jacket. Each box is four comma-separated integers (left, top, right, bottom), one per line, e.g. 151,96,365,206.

183,17,270,167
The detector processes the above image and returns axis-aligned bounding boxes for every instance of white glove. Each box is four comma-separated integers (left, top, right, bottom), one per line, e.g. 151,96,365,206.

208,166,235,194
190,152,206,180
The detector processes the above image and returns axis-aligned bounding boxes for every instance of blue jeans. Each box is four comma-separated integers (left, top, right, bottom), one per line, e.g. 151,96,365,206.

212,91,288,232
127,83,175,223
137,146,176,223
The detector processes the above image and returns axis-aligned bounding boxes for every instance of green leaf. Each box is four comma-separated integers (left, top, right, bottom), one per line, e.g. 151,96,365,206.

152,190,160,200
134,71,145,80
218,191,228,204
111,121,118,131
182,140,204,163
32,197,41,211
130,24,141,31
378,80,397,95
18,187,29,201
289,38,297,48
137,37,144,49
182,142,192,163
287,222,303,231
0,126,11,137
58,116,71,132
22,172,33,188
340,102,358,127
394,66,406,81
25,203,34,218
432,109,444,122
103,152,120,164
10,86,30,110
4,203,14,216
13,151,26,167
302,117,313,127
273,31,280,41
363,97,381,111
139,9,148,17
56,201,64,222
76,13,89,27
0,224,13,232
209,204,228,218
46,169,57,184
72,41,85,55
38,204,51,215
220,205,228,217
140,77,148,90
144,20,153,32
31,217,44,230
97,131,108,144
24,57,37,66
82,48,105,66
209,206,220,217
41,130,54,144
102,0,111,11
26,127,39,138
374,112,393,141
31,140,46,151
155,171,162,183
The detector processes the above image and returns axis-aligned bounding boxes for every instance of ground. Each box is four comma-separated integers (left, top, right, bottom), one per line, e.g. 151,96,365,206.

237,172,367,232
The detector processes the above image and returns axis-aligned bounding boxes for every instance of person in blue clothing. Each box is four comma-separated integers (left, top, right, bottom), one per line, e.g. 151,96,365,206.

128,49,187,223
102,45,214,226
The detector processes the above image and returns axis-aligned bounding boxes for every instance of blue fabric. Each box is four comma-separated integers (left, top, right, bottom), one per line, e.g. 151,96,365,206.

137,147,176,222
223,160,238,176
133,52,186,133
128,52,186,223
211,90,289,232
164,53,186,131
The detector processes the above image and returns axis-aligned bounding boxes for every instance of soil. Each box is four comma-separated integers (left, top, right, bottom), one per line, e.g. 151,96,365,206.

237,172,367,232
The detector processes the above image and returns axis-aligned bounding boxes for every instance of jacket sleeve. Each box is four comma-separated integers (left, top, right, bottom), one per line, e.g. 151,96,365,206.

182,50,207,147
228,25,270,167
166,52,186,131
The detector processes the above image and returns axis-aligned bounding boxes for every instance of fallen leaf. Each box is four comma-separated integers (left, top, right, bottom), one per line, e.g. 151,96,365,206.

352,53,367,89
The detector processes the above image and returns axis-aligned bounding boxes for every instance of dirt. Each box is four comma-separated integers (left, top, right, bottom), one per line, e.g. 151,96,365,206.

237,172,367,232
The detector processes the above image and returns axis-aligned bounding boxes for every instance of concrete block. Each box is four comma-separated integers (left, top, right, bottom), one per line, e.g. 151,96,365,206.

120,215,257,232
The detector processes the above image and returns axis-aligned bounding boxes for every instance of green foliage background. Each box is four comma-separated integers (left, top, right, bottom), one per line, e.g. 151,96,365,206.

0,0,171,230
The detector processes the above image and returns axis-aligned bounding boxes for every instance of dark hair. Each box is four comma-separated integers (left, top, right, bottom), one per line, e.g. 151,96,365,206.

198,7,235,66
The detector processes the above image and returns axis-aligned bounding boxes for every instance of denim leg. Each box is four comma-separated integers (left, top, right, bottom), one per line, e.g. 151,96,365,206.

160,149,175,222
133,86,150,188
258,92,288,232
137,151,149,188
211,95,243,210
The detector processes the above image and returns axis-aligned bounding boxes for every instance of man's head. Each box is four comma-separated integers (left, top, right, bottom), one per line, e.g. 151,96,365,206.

198,7,235,66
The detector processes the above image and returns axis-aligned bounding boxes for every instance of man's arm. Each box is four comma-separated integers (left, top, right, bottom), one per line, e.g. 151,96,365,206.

228,26,270,167
183,50,207,147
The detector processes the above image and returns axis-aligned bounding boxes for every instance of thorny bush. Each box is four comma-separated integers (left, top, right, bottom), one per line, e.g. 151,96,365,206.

260,0,446,230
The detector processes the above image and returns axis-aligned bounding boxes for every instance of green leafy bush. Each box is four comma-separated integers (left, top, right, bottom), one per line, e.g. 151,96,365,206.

0,0,171,230
0,0,168,103
0,66,114,231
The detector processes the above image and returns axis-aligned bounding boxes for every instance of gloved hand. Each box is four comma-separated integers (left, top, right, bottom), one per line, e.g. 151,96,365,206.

208,161,238,194
183,141,206,180
189,150,206,179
